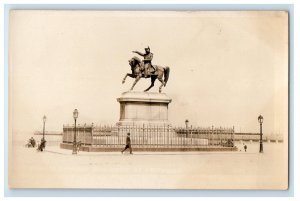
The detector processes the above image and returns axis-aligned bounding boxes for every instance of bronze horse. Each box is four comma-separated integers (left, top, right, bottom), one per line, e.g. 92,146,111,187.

122,57,170,93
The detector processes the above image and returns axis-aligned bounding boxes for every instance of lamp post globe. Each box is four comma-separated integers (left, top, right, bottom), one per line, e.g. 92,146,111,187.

185,119,189,129
258,115,264,153
73,109,79,120
72,109,79,155
258,115,264,124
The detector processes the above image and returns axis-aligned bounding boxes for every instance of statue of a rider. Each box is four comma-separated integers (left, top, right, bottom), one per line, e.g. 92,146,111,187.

132,46,155,77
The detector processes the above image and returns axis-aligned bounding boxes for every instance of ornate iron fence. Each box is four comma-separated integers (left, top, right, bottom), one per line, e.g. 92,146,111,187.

62,124,235,148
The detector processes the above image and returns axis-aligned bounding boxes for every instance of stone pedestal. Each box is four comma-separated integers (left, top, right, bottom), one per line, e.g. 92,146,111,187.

117,91,172,126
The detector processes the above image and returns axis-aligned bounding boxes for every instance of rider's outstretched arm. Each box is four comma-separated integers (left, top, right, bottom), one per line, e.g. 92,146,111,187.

132,51,144,56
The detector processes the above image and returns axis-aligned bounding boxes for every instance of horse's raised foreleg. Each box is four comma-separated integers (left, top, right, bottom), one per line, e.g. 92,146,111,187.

122,73,129,84
130,75,141,90
122,74,128,84
122,73,136,84
144,76,156,92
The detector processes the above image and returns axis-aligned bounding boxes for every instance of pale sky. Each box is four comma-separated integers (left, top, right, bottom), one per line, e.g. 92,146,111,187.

9,11,288,137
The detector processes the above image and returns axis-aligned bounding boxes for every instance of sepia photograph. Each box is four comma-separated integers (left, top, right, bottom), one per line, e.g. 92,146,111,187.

8,10,288,189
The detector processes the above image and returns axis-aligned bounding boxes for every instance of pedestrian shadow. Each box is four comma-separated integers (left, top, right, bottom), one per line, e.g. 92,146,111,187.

44,150,69,155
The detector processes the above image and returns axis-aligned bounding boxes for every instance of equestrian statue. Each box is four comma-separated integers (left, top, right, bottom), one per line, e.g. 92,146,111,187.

122,46,170,93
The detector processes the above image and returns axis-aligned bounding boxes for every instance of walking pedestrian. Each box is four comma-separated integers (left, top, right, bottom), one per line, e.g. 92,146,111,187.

121,133,133,154
244,144,247,152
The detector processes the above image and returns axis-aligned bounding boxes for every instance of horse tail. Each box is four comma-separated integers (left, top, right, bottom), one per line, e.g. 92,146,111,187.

164,66,170,86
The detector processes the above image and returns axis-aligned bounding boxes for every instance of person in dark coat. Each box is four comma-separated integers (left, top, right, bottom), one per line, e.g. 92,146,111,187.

30,137,36,147
121,133,133,154
244,144,247,152
38,138,46,152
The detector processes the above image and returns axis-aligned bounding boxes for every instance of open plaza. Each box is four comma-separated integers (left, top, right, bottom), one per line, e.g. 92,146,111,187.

9,141,287,189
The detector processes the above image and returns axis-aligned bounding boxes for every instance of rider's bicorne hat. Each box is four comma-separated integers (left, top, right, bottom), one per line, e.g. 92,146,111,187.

145,46,150,51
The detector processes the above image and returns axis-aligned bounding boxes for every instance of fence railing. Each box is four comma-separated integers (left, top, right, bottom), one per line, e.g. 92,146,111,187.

174,126,234,147
62,124,235,148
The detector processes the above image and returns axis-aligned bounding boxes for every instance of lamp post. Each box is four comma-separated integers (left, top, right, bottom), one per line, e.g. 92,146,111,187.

42,115,47,141
185,119,189,138
258,115,264,153
72,109,79,155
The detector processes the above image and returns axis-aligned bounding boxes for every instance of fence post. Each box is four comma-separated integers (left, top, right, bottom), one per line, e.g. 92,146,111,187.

91,123,94,146
62,125,64,143
168,125,170,148
138,124,140,148
146,125,149,148
77,124,80,145
136,124,138,148
142,124,144,148
177,127,179,147
69,125,71,143
156,125,158,148
111,125,113,147
210,126,214,145
191,128,193,146
180,127,184,148
232,126,235,147
136,125,139,148
83,124,85,145
65,125,67,143
163,125,165,148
